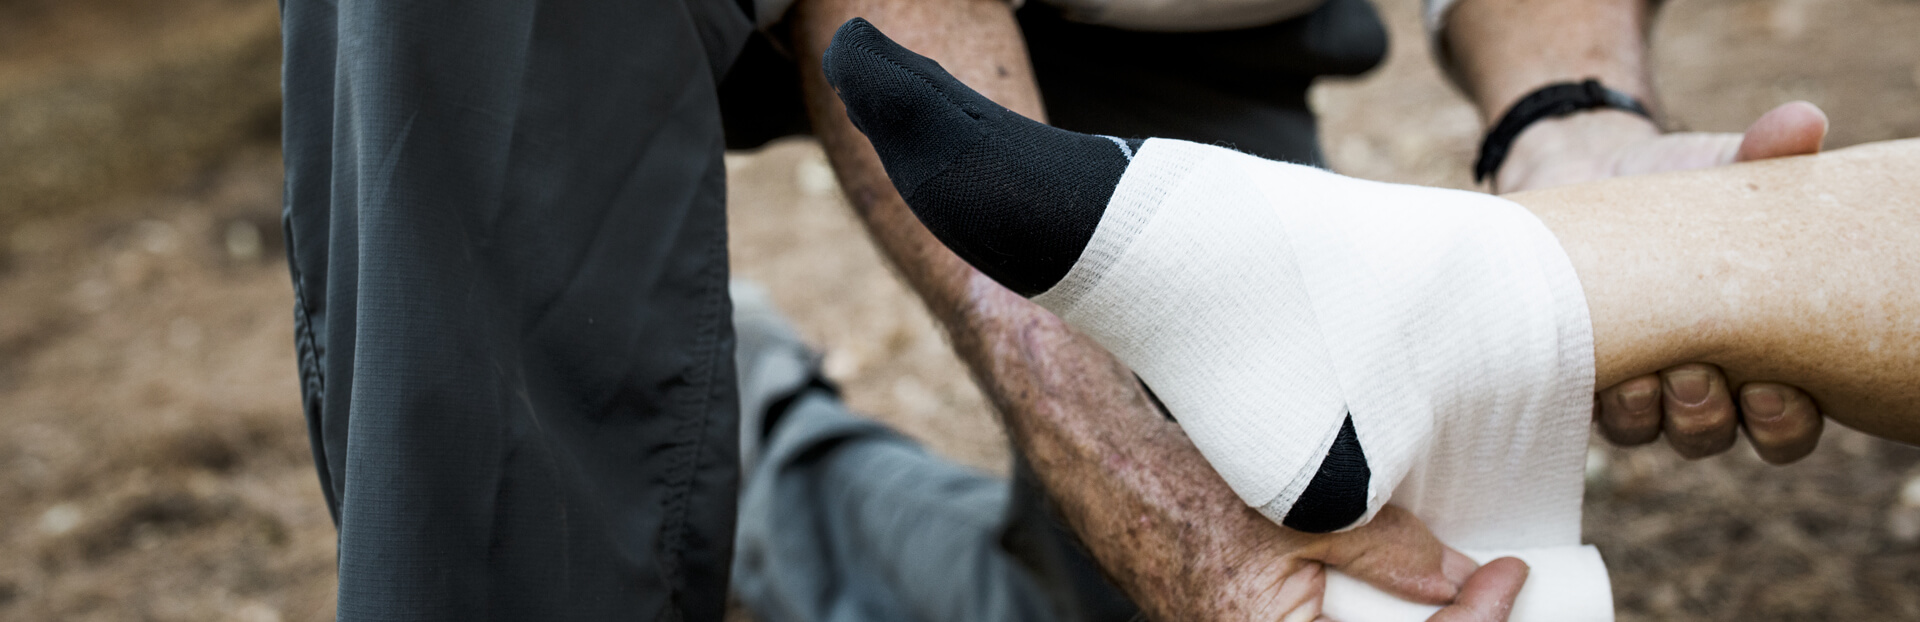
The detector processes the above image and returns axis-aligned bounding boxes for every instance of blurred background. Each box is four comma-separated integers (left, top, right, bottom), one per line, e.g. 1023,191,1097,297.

1,0,1918,620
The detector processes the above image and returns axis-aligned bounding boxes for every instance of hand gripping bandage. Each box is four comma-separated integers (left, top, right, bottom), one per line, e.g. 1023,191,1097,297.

1031,139,1612,621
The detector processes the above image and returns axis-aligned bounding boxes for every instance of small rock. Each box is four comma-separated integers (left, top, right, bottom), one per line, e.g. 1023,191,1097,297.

38,503,81,536
225,220,263,262
1585,446,1610,487
133,219,179,255
822,349,862,381
1888,473,1920,545
1900,473,1920,508
233,602,283,622
795,156,838,198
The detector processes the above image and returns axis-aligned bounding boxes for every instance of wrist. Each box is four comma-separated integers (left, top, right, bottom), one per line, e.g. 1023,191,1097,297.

1494,109,1661,192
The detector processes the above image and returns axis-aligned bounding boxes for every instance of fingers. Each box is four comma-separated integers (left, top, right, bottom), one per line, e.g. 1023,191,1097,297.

1310,506,1469,605
1276,563,1327,622
1739,382,1824,464
1426,557,1530,622
1659,364,1741,459
1734,101,1829,162
1597,365,1827,463
1595,375,1662,445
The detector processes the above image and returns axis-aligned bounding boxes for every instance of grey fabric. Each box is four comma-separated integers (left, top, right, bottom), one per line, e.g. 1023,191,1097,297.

729,280,822,475
280,0,751,619
732,391,1068,622
728,286,1137,622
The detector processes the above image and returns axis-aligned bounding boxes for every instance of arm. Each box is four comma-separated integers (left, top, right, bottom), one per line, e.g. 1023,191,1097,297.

1442,0,1830,462
1443,0,1833,192
1444,0,1657,177
1517,138,1920,444
784,0,1525,618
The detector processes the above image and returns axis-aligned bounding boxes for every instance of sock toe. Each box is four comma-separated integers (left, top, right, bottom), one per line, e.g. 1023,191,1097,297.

823,18,1135,296
823,18,987,201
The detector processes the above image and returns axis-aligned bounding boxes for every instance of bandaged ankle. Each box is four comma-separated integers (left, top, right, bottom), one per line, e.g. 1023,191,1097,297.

1032,136,1597,530
824,18,1611,619
1042,139,1610,619
824,17,1377,532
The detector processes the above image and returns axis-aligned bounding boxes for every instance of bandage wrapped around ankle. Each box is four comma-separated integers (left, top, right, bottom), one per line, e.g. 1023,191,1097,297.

819,20,1611,618
1031,139,1610,620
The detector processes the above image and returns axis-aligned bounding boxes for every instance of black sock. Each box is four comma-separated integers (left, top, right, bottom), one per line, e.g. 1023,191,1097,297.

1283,414,1370,533
823,17,1367,533
823,17,1138,296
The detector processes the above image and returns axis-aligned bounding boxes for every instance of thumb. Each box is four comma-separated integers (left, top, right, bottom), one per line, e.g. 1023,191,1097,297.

1308,506,1478,605
1427,557,1531,622
1734,101,1829,162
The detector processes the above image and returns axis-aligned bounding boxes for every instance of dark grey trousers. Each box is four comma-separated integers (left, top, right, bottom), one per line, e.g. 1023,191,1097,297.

281,0,752,619
281,0,1383,618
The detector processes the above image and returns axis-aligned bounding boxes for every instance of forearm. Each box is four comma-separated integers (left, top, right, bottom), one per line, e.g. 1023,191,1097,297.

1515,138,1920,442
787,1,1295,616
1444,0,1653,121
1444,0,1670,192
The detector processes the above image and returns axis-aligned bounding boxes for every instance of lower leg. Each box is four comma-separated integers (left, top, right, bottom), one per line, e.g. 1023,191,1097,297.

1516,139,1920,443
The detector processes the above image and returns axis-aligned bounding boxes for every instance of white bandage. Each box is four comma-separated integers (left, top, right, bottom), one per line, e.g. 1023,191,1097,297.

1033,138,1610,620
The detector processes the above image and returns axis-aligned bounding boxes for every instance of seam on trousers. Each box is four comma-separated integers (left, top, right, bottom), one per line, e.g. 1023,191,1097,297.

657,197,731,606
282,208,338,522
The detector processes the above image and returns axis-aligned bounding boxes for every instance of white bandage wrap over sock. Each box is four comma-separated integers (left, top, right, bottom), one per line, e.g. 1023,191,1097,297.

1033,139,1612,620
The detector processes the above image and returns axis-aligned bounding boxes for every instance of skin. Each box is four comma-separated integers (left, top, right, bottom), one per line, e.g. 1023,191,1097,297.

1445,0,1834,463
788,0,1528,619
781,0,1890,617
1517,138,1920,446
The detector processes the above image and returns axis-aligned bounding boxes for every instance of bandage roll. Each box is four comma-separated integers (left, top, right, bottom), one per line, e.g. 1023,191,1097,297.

1324,546,1613,622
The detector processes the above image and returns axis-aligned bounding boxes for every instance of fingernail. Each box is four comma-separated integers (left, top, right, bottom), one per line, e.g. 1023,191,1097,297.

1742,386,1787,422
1617,383,1657,412
1442,548,1478,588
1664,370,1712,406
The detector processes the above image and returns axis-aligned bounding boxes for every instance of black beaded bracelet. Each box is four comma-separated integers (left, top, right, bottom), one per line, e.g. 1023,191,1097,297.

1472,79,1654,184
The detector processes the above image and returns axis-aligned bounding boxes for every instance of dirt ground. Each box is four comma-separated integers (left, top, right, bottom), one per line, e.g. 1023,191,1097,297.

2,0,1919,620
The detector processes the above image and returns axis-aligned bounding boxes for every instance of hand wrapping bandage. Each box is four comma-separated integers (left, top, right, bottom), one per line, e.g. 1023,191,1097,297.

823,18,1613,620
